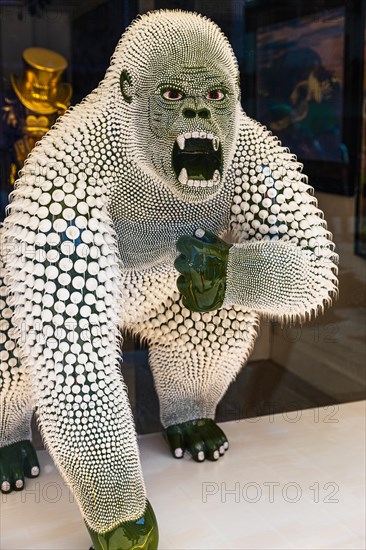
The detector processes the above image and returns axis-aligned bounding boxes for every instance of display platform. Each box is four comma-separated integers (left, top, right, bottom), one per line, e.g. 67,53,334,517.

1,401,365,550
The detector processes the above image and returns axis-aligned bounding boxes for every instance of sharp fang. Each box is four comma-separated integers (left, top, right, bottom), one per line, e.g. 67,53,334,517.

178,168,188,185
212,137,220,151
177,136,185,150
213,169,220,183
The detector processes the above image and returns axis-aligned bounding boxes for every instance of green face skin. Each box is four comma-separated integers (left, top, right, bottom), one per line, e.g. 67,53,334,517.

133,56,239,204
87,500,158,550
174,229,232,312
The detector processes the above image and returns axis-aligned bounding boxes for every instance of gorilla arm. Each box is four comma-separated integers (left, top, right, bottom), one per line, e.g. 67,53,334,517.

176,115,338,319
224,240,337,321
0,229,40,491
225,115,338,320
2,123,156,545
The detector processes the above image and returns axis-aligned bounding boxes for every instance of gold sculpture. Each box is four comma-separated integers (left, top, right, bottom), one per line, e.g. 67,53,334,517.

2,47,72,184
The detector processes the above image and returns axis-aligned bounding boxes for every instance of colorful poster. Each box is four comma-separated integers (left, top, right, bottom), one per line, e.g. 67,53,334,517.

256,7,345,163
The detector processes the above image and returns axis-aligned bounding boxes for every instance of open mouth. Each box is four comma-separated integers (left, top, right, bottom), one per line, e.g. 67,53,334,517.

172,132,222,188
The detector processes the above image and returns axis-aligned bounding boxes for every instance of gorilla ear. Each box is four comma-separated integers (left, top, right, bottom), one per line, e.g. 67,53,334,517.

120,70,133,103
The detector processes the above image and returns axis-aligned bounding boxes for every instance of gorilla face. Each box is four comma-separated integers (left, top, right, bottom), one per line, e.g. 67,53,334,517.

129,53,240,204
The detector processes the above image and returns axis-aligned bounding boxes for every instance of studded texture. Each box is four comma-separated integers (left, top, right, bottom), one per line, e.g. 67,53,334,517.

225,116,338,322
0,9,337,535
0,245,33,446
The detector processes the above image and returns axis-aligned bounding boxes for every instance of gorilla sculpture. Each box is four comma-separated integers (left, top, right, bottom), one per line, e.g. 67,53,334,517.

0,10,337,549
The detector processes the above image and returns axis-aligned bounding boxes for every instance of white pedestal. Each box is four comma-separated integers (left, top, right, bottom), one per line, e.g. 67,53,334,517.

1,401,365,550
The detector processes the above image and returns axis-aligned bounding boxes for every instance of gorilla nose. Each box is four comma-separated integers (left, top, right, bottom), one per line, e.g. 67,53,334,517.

183,107,210,120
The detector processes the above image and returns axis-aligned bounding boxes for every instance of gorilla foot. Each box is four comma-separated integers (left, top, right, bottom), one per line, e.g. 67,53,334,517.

165,419,229,462
87,500,158,550
0,440,40,493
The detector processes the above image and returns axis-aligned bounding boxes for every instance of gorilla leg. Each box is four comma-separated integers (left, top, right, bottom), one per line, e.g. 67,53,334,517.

28,348,148,531
2,170,150,539
133,295,259,461
7,284,147,533
0,240,39,492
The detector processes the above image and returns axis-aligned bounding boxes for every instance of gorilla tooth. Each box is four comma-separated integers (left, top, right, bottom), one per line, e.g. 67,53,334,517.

207,132,214,140
177,136,185,150
178,168,188,185
187,179,195,187
207,180,214,188
184,132,192,139
199,132,207,139
192,131,199,138
213,169,220,182
200,180,208,188
213,137,220,151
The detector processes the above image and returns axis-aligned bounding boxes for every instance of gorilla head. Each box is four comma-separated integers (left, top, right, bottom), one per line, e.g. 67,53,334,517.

105,10,241,204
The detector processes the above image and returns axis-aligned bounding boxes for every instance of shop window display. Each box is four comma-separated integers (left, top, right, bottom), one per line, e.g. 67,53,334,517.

0,1,364,549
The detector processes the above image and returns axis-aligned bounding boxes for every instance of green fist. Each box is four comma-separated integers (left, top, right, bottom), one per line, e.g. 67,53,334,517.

175,229,231,312
87,500,158,550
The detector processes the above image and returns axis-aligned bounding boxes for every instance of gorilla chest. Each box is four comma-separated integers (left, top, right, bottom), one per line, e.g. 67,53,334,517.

109,184,232,270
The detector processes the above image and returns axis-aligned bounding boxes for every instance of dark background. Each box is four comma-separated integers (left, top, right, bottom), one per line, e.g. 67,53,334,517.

0,0,365,439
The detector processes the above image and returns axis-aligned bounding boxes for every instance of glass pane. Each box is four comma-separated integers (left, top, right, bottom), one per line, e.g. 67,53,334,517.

0,0,364,443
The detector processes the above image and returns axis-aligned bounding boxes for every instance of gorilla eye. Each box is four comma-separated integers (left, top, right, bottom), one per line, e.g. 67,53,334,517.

162,89,184,101
207,90,225,101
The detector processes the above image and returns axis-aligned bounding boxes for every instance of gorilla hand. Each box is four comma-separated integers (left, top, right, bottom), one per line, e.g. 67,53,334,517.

87,500,158,550
0,441,40,492
175,229,232,312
